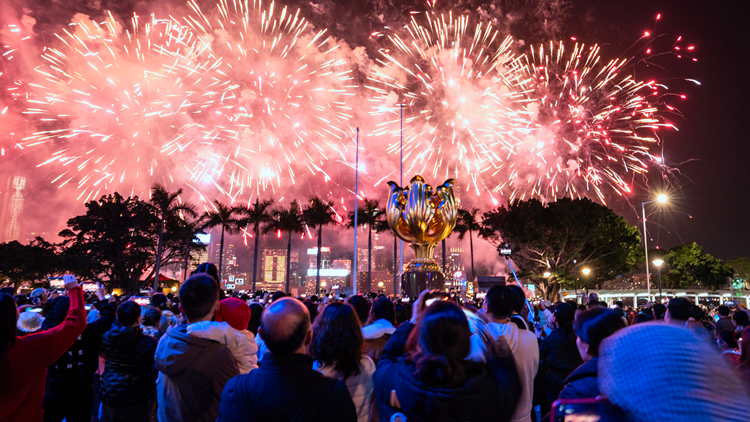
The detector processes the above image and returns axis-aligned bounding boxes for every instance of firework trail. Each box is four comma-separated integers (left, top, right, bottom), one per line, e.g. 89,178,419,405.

177,0,357,201
366,11,527,205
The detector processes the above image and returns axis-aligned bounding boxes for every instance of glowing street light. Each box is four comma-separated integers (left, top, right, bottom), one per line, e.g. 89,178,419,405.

543,272,552,278
653,259,664,300
642,194,668,298
582,268,591,297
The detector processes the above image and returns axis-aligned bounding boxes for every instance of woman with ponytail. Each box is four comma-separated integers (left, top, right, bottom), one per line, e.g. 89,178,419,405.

374,298,521,422
539,302,583,414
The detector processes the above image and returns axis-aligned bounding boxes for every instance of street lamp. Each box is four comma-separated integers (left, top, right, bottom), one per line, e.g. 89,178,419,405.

642,194,667,299
543,272,552,278
582,268,591,297
652,259,664,301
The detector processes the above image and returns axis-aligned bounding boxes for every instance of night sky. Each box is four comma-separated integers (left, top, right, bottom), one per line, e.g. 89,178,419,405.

1,0,747,262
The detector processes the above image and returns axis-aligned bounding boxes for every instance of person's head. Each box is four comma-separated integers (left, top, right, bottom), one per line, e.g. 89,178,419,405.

652,303,667,320
17,310,44,334
142,308,161,328
718,330,739,351
483,285,514,321
272,291,287,303
615,301,623,309
586,300,604,309
732,310,749,328
574,307,626,361
395,303,409,327
248,303,263,335
554,303,576,329
599,323,748,421
370,296,395,325
507,284,526,314
179,274,220,323
308,302,363,378
717,305,730,317
194,262,220,283
14,295,27,307
117,301,142,328
739,327,750,374
150,293,167,309
346,295,370,325
260,297,312,356
30,288,48,306
408,300,471,386
665,297,691,324
303,299,319,323
0,293,18,353
216,297,252,331
633,313,654,325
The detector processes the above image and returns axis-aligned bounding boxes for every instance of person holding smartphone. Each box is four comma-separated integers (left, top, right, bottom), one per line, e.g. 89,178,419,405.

0,275,86,422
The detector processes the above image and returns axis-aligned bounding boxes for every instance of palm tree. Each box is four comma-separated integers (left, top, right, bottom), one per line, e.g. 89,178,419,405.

264,200,305,294
347,198,385,293
302,196,338,295
199,201,242,283
237,198,275,292
455,207,481,283
150,184,197,290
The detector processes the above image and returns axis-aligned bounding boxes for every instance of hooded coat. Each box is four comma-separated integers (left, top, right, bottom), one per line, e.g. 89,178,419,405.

99,322,157,407
374,322,521,422
155,323,239,422
558,357,599,400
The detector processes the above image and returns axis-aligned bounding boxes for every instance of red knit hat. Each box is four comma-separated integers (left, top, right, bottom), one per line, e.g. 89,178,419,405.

216,297,251,331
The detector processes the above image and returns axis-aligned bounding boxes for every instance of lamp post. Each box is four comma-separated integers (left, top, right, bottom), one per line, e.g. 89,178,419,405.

582,268,591,299
642,194,667,300
652,259,664,302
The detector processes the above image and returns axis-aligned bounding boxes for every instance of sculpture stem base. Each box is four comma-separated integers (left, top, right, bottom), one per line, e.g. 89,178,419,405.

401,271,445,299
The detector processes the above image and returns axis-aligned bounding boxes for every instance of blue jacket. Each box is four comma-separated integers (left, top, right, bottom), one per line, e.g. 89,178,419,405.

218,353,356,422
558,357,599,400
374,322,521,422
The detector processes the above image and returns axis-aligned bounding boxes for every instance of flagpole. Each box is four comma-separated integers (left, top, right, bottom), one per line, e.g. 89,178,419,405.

352,128,360,295
398,104,403,297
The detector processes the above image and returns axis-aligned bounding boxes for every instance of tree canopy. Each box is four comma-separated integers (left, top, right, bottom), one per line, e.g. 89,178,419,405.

664,242,734,290
480,197,642,300
0,238,61,291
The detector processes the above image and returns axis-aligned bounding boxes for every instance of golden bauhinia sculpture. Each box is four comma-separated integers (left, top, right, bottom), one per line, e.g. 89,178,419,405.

386,175,458,273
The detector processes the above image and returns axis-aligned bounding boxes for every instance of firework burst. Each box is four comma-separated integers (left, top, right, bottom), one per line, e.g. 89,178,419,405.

20,12,218,203
178,0,357,200
366,11,531,203
505,40,687,203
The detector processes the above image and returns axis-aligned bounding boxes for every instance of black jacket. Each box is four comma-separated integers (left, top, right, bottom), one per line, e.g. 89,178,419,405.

540,327,583,410
100,322,157,407
42,296,116,391
217,353,356,422
374,322,521,422
558,357,599,400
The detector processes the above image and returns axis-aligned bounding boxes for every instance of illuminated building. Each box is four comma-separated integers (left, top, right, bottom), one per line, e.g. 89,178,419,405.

304,247,349,295
261,249,287,291
0,176,25,242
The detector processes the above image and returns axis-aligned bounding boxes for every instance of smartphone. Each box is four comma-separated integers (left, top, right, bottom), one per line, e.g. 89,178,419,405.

104,294,111,300
714,315,720,322
724,300,736,307
551,398,630,422
28,307,43,313
133,296,150,306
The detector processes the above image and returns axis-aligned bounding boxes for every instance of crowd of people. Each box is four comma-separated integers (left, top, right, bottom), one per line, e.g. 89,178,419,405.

1,264,750,422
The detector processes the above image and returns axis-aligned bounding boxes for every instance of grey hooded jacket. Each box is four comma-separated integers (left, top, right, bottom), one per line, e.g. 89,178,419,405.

155,323,239,422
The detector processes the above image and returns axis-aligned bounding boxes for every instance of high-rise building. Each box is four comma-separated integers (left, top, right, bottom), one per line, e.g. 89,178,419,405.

0,176,25,242
357,247,369,273
307,247,331,270
261,249,287,291
373,246,388,271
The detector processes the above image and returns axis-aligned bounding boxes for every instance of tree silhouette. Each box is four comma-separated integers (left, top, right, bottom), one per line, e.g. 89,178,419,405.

455,207,481,282
302,197,338,295
200,201,242,283
264,200,305,294
237,198,275,292
149,184,197,290
347,198,385,293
